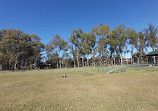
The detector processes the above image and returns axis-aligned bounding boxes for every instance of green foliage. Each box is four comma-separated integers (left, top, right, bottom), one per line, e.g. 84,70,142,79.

92,25,110,65
0,23,158,70
0,29,44,70
145,24,158,50
45,34,68,68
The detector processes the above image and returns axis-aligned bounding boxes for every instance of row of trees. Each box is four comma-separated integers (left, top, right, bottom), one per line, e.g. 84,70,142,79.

46,24,158,68
0,23,157,70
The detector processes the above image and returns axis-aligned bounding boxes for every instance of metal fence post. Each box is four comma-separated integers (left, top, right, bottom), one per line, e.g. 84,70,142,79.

4,70,5,77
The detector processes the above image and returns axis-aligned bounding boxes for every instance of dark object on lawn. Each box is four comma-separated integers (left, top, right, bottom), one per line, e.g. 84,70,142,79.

61,74,67,78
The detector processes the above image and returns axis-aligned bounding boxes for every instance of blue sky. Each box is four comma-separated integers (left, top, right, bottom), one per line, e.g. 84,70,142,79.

0,0,158,58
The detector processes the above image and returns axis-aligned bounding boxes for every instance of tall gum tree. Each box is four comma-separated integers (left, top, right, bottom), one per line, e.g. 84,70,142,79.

69,29,83,67
128,29,138,64
115,24,128,65
46,34,68,68
92,24,110,66
82,32,96,66
108,29,119,65
145,24,158,63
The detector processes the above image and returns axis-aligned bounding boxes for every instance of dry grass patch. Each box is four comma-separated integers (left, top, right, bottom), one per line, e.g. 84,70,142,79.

0,68,158,111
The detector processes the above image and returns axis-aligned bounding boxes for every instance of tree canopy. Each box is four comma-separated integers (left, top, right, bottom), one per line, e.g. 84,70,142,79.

0,23,157,70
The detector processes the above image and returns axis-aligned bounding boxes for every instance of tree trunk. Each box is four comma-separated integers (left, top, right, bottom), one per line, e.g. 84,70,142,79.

131,57,133,64
59,61,61,69
153,56,156,63
120,54,123,65
137,57,139,64
66,59,68,68
74,60,76,67
87,58,89,66
94,58,95,66
82,56,84,67
57,62,59,68
14,56,18,70
14,62,17,70
77,49,79,67
131,53,133,64
114,57,115,65
9,60,12,70
111,59,113,66
0,65,2,71
153,48,156,63
101,52,103,66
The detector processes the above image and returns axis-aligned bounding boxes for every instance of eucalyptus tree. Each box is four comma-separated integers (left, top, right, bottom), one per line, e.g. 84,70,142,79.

145,24,158,63
79,36,85,67
128,29,138,64
0,29,27,70
82,32,96,66
91,27,99,66
115,24,128,65
0,30,6,69
62,51,70,68
92,24,110,66
108,29,119,65
92,47,97,66
45,42,55,62
69,44,77,67
30,34,44,67
69,29,83,67
1,29,20,69
136,31,147,63
46,34,68,68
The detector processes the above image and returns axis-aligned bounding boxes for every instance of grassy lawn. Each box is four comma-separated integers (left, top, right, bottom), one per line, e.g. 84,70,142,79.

0,67,158,111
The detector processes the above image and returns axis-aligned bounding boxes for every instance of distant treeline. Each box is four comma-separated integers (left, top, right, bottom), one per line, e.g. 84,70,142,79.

0,24,157,70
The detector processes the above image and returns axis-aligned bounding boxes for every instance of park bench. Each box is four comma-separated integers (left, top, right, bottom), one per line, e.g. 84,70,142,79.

106,68,126,74
83,71,93,75
83,72,93,75
119,68,126,72
83,68,93,75
106,69,116,74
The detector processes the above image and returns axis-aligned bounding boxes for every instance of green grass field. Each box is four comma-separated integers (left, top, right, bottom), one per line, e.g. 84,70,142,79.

0,66,158,111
